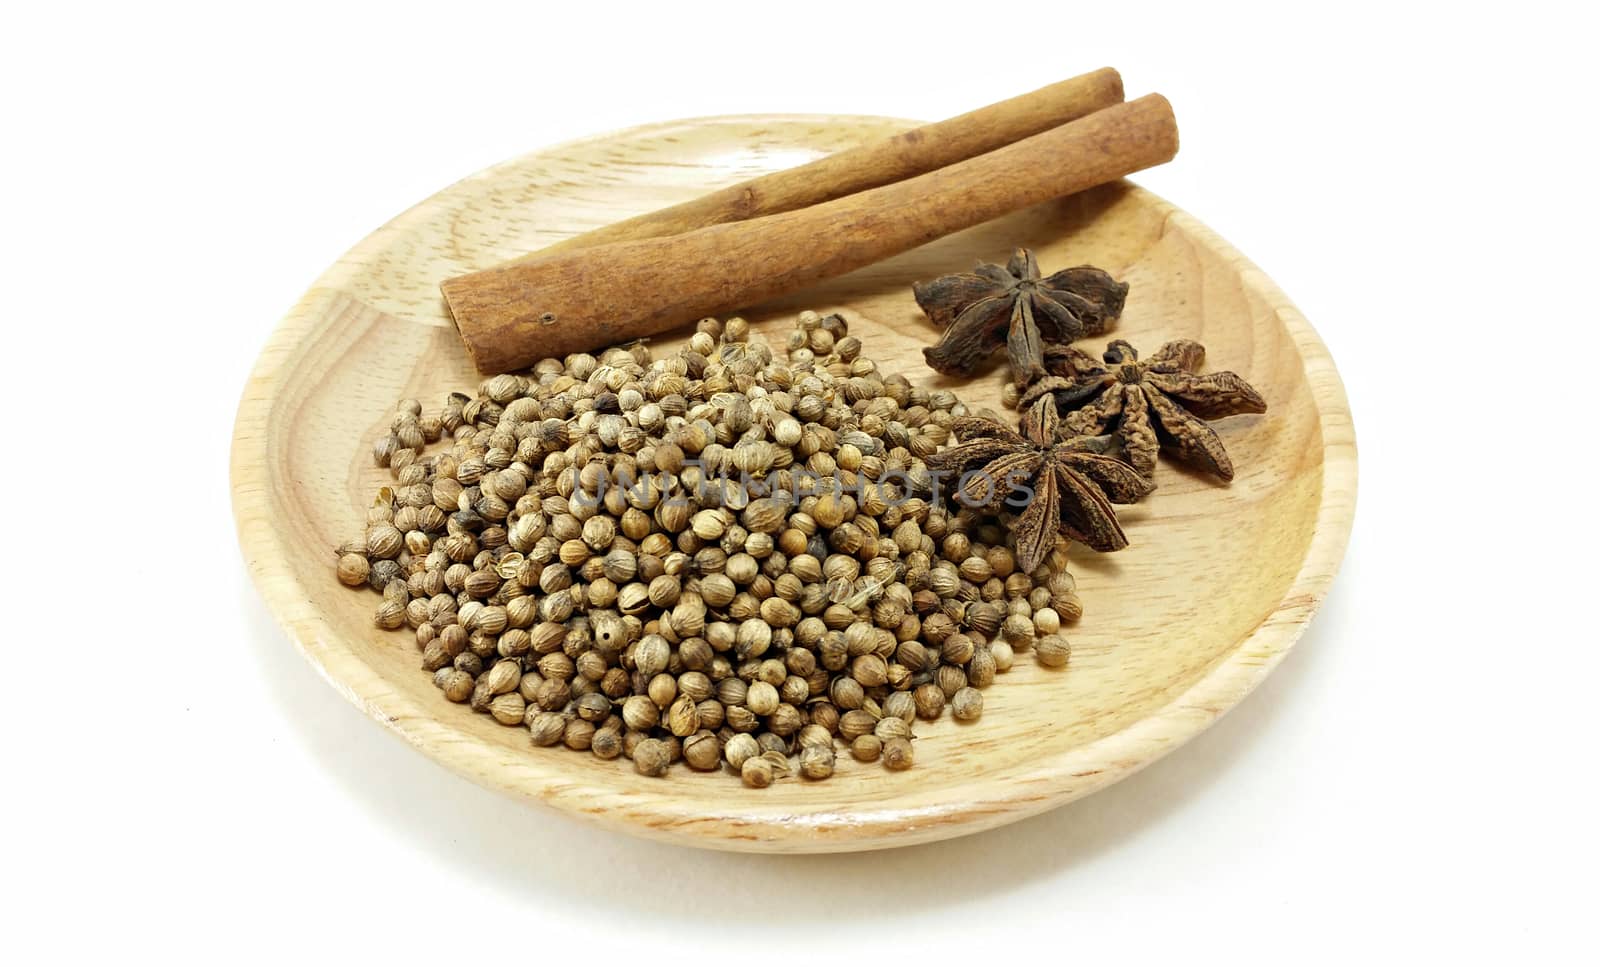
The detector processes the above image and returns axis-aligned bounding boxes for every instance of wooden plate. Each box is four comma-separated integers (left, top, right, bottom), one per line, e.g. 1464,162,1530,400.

231,114,1356,853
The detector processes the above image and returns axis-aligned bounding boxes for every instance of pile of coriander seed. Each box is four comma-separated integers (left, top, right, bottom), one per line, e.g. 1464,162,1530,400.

336,311,1080,786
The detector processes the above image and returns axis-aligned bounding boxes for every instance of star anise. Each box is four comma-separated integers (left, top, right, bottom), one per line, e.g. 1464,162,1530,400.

1023,339,1267,481
915,249,1128,387
925,399,1152,569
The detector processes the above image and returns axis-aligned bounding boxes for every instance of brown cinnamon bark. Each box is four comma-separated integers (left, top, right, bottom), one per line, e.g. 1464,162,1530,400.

444,94,1178,372
513,68,1124,261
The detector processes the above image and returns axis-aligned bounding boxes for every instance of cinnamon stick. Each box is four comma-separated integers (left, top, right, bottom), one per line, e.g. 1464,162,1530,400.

514,68,1124,260
444,94,1178,372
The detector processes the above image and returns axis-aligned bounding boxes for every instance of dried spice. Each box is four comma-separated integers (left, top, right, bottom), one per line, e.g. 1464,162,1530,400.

1023,339,1266,480
925,398,1152,568
1036,635,1071,668
338,309,1081,787
916,248,1128,387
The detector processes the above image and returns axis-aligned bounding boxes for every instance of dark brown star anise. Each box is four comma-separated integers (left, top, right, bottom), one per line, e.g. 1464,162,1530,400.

925,399,1152,569
1023,339,1267,481
916,249,1128,387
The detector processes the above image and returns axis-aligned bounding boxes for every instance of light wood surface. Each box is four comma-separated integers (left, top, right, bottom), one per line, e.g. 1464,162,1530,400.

230,114,1356,853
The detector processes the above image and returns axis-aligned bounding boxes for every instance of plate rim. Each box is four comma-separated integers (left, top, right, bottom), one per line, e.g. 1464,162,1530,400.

231,113,1357,852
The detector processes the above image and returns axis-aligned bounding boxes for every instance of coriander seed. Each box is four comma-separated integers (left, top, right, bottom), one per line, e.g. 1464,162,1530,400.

438,669,473,703
950,687,983,722
1054,591,1084,623
796,724,833,751
374,601,405,630
873,717,911,742
724,733,760,771
1036,635,1071,668
745,681,780,716
913,683,945,720
529,712,566,747
591,728,622,760
336,553,370,587
667,694,699,736
682,731,721,771
633,738,671,777
335,307,1091,789
799,744,835,780
563,719,597,751
621,695,660,731
741,755,775,788
882,737,914,771
839,709,877,741
851,734,883,762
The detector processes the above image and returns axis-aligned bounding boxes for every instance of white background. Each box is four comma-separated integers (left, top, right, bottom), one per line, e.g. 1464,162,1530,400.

3,2,1595,962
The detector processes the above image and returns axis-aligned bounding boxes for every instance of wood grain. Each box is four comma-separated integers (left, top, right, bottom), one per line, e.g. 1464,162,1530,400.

230,114,1356,853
